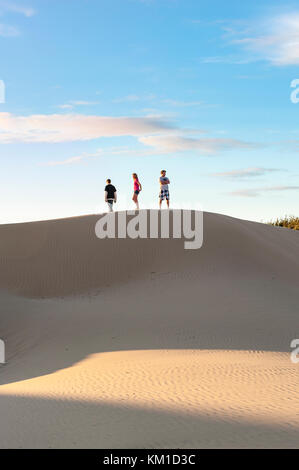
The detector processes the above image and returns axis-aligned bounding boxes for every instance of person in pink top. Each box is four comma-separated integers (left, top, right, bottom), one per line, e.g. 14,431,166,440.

132,173,142,210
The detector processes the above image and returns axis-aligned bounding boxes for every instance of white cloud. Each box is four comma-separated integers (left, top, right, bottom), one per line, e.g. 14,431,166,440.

113,94,156,103
139,134,255,155
284,140,299,151
201,55,254,65
212,167,281,178
0,2,35,38
162,99,204,107
70,100,100,106
0,1,35,17
0,23,19,36
57,104,74,110
201,13,299,66
231,13,299,66
0,112,175,143
57,100,100,110
230,186,299,197
41,147,156,166
141,108,178,119
113,94,140,103
44,156,86,166
39,133,259,166
113,95,211,109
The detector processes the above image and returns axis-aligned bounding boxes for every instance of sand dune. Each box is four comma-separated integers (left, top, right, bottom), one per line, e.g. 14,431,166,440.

0,211,298,448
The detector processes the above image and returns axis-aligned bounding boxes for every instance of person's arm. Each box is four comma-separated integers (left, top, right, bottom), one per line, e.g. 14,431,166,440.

104,190,108,202
139,182,142,191
114,191,117,202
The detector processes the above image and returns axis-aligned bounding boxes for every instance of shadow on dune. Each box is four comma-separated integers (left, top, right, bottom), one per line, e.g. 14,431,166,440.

0,271,298,387
0,394,298,449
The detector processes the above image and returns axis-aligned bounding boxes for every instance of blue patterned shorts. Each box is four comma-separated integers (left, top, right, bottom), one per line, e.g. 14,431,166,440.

159,188,170,200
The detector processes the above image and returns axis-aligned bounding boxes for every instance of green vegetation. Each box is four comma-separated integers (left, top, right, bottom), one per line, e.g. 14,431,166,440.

269,216,299,231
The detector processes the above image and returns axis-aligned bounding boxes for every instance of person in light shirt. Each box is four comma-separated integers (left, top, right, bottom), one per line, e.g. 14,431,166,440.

159,170,170,209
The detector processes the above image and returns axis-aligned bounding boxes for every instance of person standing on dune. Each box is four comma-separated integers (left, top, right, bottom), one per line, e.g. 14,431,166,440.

104,179,117,212
159,170,170,209
132,173,142,210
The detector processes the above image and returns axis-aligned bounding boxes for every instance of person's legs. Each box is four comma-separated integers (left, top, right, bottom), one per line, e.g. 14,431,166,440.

107,200,113,212
132,192,139,209
159,189,164,209
135,194,139,210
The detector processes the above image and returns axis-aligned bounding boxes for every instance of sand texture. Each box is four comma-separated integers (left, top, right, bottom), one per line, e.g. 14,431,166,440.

0,212,298,448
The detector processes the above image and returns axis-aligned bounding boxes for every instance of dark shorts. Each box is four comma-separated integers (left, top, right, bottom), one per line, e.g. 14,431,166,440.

159,188,169,200
134,190,140,195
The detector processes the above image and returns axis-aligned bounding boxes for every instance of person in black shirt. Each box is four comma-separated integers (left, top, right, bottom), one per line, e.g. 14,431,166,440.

104,179,117,212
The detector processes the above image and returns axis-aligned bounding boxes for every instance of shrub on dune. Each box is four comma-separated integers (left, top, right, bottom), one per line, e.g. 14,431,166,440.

269,216,299,231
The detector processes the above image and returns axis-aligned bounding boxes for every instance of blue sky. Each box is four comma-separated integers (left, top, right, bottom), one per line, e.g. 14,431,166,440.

0,0,299,223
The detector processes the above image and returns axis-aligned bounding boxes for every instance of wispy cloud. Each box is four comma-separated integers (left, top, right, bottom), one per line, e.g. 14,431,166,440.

162,99,204,107
201,55,255,65
200,13,299,66
113,94,156,103
0,2,35,38
0,23,19,36
43,156,86,166
139,134,255,155
0,1,35,17
57,104,74,110
212,167,282,179
230,186,299,197
41,133,259,166
71,100,100,106
141,108,178,119
284,140,299,151
113,94,140,103
229,13,299,66
0,112,175,143
41,146,155,166
57,100,100,110
113,95,214,110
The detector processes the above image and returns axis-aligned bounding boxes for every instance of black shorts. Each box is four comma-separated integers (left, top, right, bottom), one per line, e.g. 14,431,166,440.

134,190,140,195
